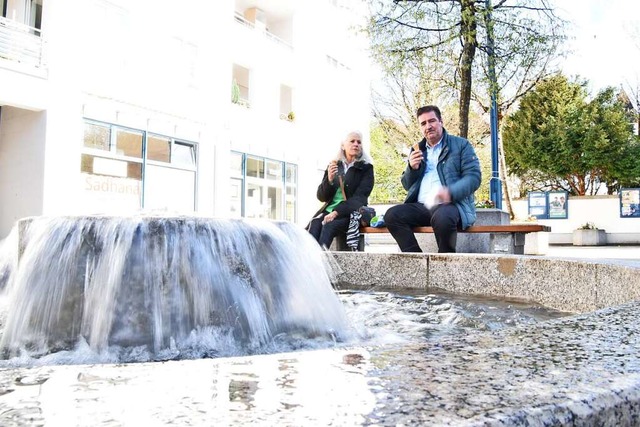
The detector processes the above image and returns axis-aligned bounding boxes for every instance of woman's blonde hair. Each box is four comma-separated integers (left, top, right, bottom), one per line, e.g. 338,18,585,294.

334,131,373,164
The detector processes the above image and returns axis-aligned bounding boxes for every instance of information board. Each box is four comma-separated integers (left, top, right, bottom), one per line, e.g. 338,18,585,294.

528,191,569,219
620,188,640,218
528,192,548,218
548,191,568,219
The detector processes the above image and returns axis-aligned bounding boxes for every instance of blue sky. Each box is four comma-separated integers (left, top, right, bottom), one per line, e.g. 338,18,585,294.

556,0,640,93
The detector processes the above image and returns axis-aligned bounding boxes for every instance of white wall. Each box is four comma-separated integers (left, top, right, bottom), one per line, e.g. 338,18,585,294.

224,0,372,226
0,0,372,238
370,197,640,245
0,107,46,237
511,196,640,244
0,68,48,109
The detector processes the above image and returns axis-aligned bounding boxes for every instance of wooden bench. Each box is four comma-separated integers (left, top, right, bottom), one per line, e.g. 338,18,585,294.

334,224,551,253
360,224,551,234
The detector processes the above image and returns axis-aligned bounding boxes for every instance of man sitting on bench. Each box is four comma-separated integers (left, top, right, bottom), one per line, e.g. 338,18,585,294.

384,105,482,253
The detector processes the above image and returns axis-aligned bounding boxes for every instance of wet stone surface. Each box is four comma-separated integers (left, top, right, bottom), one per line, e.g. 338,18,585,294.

0,301,639,425
2,219,640,426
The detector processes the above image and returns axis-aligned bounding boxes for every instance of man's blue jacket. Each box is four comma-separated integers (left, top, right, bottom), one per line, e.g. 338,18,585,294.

401,129,482,229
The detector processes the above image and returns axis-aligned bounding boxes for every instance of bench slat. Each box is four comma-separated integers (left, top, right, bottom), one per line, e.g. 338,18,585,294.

360,224,551,233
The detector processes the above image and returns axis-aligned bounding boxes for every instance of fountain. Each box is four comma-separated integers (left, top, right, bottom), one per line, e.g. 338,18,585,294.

0,215,349,361
0,214,639,425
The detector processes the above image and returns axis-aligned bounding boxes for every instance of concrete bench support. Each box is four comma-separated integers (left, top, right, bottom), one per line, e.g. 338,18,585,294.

333,224,551,254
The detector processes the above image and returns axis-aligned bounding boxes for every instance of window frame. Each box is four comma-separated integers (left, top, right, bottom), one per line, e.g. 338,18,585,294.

81,119,198,211
231,151,297,222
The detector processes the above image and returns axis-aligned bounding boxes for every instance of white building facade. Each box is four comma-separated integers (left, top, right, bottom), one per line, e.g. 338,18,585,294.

0,0,372,239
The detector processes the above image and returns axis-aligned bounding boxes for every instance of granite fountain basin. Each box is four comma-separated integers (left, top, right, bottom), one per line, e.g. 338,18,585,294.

0,215,639,425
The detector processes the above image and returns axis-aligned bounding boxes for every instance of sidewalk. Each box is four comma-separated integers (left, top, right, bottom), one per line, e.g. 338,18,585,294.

543,244,640,268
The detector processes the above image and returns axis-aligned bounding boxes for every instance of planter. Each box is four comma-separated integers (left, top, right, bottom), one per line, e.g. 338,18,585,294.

572,229,607,246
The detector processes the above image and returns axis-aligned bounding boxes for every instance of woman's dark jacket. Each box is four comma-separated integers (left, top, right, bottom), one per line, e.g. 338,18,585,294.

401,129,481,229
313,160,375,219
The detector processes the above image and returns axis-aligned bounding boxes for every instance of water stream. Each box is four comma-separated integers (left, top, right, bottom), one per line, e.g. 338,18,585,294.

0,215,568,368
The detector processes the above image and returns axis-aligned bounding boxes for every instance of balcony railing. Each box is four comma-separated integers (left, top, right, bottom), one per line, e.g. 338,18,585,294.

234,11,254,30
0,16,46,69
233,11,293,51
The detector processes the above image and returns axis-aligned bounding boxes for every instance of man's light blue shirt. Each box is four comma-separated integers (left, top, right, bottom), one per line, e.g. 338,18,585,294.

417,139,443,206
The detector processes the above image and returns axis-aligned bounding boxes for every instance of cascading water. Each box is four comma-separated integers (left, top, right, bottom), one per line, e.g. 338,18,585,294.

0,215,350,362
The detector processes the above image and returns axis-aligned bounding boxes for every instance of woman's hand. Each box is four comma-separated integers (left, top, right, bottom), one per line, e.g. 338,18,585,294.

322,211,338,224
327,161,338,183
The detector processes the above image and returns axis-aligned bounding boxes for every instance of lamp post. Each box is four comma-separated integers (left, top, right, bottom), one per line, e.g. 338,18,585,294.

485,0,502,209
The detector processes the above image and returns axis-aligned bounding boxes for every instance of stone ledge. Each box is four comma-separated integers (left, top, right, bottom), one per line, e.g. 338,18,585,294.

330,252,640,313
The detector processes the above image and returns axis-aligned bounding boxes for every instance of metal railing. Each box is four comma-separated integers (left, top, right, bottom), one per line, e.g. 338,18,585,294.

0,16,46,69
234,11,254,30
265,31,292,51
233,11,293,51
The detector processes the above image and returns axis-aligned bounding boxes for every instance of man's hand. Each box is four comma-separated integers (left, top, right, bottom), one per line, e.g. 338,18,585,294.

409,150,423,170
436,187,451,204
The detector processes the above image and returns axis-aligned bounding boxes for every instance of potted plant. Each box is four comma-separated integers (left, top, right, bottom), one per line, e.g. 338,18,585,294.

231,79,240,104
572,222,606,246
474,199,495,209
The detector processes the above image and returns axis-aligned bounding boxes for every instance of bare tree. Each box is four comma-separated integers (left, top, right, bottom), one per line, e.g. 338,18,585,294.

621,79,640,137
365,0,566,216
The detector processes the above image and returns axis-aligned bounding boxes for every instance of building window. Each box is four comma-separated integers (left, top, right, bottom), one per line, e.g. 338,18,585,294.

285,164,298,222
230,152,244,218
27,0,43,31
230,152,297,222
147,135,171,163
1,0,42,29
83,122,111,151
280,84,294,121
231,64,251,108
172,142,196,167
115,128,143,158
81,120,197,213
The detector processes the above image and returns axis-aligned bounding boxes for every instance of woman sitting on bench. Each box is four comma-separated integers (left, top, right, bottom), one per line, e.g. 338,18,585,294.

306,131,375,250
